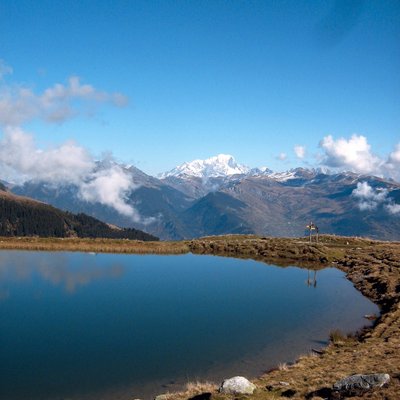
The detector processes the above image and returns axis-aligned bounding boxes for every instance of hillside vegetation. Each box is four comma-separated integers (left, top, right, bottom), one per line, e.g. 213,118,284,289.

0,189,158,241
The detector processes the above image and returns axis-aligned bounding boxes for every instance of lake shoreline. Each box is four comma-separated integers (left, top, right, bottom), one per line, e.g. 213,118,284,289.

1,234,399,399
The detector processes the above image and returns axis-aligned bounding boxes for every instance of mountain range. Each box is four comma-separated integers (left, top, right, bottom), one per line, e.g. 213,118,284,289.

6,154,400,241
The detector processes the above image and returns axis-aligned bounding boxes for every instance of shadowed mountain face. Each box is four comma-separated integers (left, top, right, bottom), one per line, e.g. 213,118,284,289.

219,173,400,240
8,164,400,241
181,192,253,238
11,166,193,240
0,188,158,241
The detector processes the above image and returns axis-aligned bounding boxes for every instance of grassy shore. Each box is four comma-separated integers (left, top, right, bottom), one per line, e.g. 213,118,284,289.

0,236,190,254
1,234,399,399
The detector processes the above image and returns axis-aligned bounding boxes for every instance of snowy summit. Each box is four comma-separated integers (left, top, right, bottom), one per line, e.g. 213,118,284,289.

160,154,250,179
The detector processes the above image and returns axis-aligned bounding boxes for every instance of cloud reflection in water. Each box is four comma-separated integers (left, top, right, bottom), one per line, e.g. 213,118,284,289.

0,251,125,297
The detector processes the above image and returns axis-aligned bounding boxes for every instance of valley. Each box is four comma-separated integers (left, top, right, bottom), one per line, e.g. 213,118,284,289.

7,154,400,241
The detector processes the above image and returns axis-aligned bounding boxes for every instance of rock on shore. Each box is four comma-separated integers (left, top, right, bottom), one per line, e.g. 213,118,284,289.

333,373,390,396
219,376,256,394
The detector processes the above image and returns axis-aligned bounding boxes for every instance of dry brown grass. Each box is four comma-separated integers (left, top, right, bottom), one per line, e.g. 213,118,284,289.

184,381,218,395
278,362,289,371
0,236,190,254
329,329,348,345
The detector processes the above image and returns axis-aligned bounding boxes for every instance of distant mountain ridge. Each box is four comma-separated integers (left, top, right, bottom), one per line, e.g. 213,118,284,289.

7,154,400,241
160,154,330,181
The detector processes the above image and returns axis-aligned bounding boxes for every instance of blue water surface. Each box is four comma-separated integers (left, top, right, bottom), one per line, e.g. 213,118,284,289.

0,251,378,400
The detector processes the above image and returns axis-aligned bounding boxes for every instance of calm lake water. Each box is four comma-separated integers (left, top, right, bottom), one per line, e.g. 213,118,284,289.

0,251,378,400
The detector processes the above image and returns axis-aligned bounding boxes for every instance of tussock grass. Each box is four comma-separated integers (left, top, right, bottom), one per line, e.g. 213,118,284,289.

329,329,348,345
278,362,289,371
0,236,190,254
184,380,218,395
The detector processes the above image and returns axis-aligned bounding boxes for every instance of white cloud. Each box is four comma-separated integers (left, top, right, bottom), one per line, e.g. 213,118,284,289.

0,128,145,222
0,127,94,184
320,134,382,174
351,181,395,212
352,182,386,211
0,67,141,222
294,145,306,159
277,152,287,161
319,135,400,182
384,143,400,182
386,202,400,215
388,143,400,164
79,165,140,220
0,76,128,126
0,60,13,80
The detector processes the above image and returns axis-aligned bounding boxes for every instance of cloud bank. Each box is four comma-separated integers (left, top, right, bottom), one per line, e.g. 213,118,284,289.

319,134,400,182
352,182,387,211
0,67,146,223
0,126,93,184
0,128,144,221
352,182,400,215
79,164,139,219
0,76,128,126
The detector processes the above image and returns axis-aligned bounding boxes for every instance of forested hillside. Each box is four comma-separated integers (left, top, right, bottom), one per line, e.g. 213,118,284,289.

0,189,158,241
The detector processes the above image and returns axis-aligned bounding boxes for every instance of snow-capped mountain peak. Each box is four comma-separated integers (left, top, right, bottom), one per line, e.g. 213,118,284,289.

160,154,250,179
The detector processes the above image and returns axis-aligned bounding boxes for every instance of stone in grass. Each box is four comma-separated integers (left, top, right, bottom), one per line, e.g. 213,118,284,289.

332,373,390,396
219,376,256,395
154,395,170,400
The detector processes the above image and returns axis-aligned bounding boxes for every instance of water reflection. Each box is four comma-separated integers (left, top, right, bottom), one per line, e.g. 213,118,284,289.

0,252,378,400
306,269,318,288
0,251,124,296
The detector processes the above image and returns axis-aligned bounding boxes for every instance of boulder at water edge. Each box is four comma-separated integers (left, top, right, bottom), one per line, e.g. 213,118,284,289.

333,373,390,396
219,376,256,395
154,395,169,400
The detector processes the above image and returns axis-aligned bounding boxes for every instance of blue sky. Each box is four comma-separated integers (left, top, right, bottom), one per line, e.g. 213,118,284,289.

0,0,399,176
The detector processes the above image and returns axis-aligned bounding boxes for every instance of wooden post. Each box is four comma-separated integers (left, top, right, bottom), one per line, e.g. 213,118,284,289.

306,222,319,243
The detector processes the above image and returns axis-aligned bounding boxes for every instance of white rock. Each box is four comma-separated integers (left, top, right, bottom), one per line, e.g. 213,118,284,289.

219,376,256,395
154,395,169,400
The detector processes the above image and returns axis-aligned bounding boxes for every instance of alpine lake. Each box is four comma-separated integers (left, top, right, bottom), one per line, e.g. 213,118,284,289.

0,251,379,400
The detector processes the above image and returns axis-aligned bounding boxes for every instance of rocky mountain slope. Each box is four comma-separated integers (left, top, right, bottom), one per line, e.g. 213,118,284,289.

8,155,400,240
